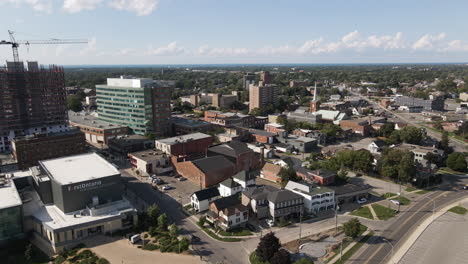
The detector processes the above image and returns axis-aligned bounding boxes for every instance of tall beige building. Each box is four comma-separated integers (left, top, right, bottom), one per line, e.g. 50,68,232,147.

249,84,278,111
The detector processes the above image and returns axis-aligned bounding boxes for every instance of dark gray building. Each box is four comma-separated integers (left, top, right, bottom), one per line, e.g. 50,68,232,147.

395,95,444,111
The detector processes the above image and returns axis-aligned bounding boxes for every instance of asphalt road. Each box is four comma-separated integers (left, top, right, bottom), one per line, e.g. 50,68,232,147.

348,176,468,264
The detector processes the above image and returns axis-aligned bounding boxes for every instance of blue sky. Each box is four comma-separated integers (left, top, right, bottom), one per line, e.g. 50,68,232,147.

1,0,468,65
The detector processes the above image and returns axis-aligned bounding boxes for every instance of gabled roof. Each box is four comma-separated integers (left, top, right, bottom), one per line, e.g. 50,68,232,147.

243,185,278,200
233,170,255,182
192,156,235,174
208,141,252,158
371,139,386,148
211,195,242,211
193,187,220,201
219,178,241,188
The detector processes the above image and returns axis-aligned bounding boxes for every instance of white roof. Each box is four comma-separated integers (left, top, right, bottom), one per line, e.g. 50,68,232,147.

40,153,120,185
266,123,284,128
0,181,22,210
156,132,211,145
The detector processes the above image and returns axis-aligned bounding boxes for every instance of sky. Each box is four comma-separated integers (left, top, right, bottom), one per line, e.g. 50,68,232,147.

1,0,468,65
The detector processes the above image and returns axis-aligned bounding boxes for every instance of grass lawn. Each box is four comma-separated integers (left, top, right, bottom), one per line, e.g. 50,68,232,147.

438,167,467,175
372,204,397,220
218,227,253,237
405,186,417,192
197,223,241,242
448,206,467,215
249,252,268,264
350,206,374,220
415,190,430,195
333,231,374,264
382,192,397,199
396,196,410,205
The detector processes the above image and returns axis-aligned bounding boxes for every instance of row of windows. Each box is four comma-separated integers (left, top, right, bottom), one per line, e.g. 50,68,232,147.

98,96,144,104
99,110,145,119
311,193,333,199
275,206,301,215
275,199,302,209
97,88,144,93
99,105,145,113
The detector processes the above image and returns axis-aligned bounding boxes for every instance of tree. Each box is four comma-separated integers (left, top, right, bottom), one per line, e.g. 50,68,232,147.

255,232,281,262
270,249,291,264
446,153,467,172
67,95,83,112
398,152,416,183
399,126,424,145
147,204,160,227
424,152,440,166
198,216,206,226
379,122,395,137
279,167,299,186
169,224,179,238
440,131,451,152
343,218,361,239
157,213,168,231
24,243,33,262
456,121,468,137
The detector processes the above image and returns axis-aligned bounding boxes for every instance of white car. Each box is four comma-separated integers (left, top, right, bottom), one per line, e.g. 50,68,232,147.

390,200,400,205
162,185,173,191
266,219,275,227
357,198,367,204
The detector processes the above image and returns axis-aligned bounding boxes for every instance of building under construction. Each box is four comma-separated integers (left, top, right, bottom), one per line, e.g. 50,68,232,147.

0,61,69,152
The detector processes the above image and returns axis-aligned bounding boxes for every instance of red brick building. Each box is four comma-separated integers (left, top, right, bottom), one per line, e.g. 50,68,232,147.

339,119,371,136
172,155,235,188
296,167,336,185
249,129,276,144
265,123,286,135
155,132,214,160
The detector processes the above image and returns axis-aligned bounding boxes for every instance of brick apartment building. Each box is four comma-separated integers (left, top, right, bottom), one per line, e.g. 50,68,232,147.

339,119,372,136
249,84,278,111
204,110,256,128
172,155,235,188
295,167,336,185
249,129,276,144
11,129,86,169
264,123,286,135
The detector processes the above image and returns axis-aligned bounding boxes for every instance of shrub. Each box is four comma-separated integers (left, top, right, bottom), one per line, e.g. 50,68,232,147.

142,243,159,251
54,256,66,264
97,258,110,264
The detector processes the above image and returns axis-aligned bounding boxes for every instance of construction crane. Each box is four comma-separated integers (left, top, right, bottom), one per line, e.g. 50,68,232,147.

0,30,88,63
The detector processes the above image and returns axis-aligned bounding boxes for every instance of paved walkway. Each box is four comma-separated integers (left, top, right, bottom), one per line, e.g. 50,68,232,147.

327,230,371,264
367,205,379,220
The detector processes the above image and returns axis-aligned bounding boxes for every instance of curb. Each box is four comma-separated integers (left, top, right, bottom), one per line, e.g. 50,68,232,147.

388,196,468,264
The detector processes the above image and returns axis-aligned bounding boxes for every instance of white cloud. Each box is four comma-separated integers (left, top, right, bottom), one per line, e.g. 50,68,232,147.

412,33,446,50
1,0,52,13
442,40,468,52
63,0,102,13
197,45,249,56
108,0,158,16
147,41,186,56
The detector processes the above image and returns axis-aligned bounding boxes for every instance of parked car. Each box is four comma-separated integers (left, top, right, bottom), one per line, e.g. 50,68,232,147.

390,200,400,205
190,235,200,243
266,219,275,227
162,185,173,190
357,198,367,204
130,234,141,244
178,177,186,181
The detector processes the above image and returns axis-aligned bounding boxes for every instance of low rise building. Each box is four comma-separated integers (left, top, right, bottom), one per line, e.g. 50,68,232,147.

277,133,317,153
331,184,370,204
206,195,249,231
296,168,336,186
128,150,172,175
155,133,213,159
11,129,86,170
285,181,335,214
170,116,212,135
286,108,321,124
249,129,276,144
260,162,282,183
242,186,304,222
218,178,243,197
232,170,256,188
204,110,256,128
108,135,154,157
0,176,23,243
208,141,261,173
69,111,129,145
368,139,386,154
191,187,220,212
172,155,235,188
395,95,445,111
264,123,286,135
315,110,349,124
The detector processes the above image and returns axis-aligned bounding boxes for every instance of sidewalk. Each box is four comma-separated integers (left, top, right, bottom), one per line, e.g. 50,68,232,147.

367,205,379,220
327,230,371,264
388,196,468,264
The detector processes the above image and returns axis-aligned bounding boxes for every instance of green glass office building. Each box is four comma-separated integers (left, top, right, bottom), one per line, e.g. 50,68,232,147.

96,77,171,136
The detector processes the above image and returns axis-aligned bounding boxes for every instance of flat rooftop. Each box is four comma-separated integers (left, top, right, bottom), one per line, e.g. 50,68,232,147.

40,153,120,185
156,132,212,145
69,111,127,130
171,116,211,128
129,149,166,161
0,179,22,210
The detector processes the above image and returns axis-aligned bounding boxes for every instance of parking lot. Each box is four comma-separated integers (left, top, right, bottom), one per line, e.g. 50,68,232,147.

149,173,200,206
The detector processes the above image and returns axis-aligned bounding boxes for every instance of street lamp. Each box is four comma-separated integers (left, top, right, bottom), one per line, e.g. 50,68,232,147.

382,238,395,264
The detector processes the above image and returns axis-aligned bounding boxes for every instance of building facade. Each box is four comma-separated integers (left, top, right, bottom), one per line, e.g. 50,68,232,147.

0,61,68,152
395,95,445,111
96,76,172,136
249,84,278,111
69,112,129,145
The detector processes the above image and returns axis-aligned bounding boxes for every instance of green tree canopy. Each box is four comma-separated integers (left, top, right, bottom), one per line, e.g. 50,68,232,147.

255,232,281,262
67,95,83,112
446,152,467,172
343,218,361,239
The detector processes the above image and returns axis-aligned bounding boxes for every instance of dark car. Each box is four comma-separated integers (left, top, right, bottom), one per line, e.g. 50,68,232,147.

246,223,256,232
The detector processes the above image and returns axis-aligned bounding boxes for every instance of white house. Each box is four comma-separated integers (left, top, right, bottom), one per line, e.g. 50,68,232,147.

233,170,256,188
285,181,335,214
218,178,243,197
191,187,220,212
368,139,386,154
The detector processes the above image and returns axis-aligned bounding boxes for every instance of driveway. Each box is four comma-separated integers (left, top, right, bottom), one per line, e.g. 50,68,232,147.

86,235,201,264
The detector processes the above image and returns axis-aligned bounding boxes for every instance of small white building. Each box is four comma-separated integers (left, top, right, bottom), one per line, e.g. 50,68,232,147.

368,139,386,154
191,187,220,212
285,181,335,214
128,150,172,175
232,170,256,188
218,178,242,197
